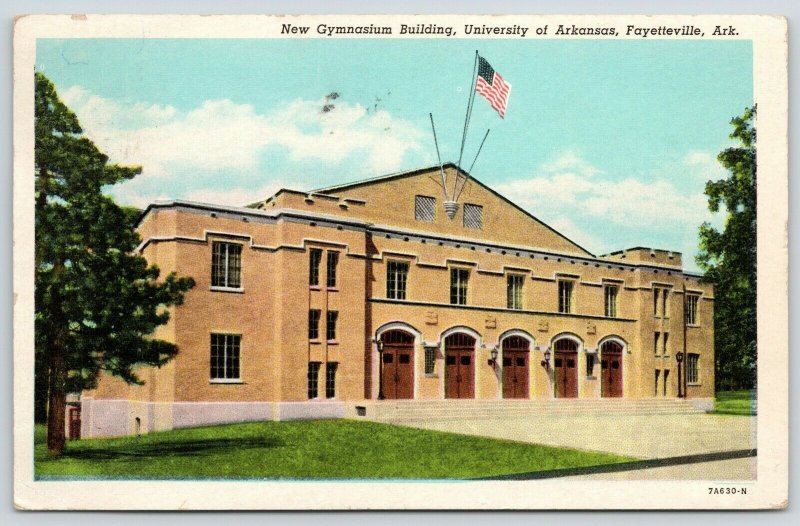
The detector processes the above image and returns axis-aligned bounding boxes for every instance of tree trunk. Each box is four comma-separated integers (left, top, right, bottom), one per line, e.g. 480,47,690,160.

46,259,67,457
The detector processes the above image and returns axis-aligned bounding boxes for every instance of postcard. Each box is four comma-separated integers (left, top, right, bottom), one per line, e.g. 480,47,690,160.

13,14,787,510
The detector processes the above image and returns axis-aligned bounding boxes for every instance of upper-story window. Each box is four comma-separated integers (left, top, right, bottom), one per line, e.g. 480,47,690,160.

308,309,321,340
415,195,436,222
326,251,339,288
507,274,524,310
387,260,409,300
450,268,470,305
558,280,574,314
604,284,619,318
309,248,322,287
326,311,338,341
653,288,660,316
463,203,483,229
211,241,243,289
686,294,699,325
662,288,670,318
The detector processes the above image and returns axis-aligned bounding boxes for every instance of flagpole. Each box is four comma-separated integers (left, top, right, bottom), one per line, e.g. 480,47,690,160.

456,129,491,201
429,113,449,200
455,50,480,196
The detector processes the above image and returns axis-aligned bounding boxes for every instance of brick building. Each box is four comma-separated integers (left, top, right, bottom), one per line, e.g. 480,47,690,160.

78,164,714,438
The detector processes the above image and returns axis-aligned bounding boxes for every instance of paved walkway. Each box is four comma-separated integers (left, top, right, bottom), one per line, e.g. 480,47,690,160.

385,413,757,480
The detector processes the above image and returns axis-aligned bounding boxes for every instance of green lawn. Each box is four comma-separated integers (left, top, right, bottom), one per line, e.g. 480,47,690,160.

35,420,634,479
712,390,757,416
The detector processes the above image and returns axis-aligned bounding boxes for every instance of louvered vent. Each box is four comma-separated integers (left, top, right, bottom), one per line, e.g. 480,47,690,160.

463,203,483,229
415,195,436,222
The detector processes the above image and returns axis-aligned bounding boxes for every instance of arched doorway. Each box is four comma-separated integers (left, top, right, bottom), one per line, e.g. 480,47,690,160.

553,338,579,398
444,333,475,399
600,340,624,398
502,335,530,399
379,330,415,399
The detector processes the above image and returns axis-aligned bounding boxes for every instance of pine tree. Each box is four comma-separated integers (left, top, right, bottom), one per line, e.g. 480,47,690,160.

35,72,195,456
697,106,757,391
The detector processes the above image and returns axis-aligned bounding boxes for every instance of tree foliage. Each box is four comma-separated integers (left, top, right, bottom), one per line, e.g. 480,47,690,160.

35,72,195,456
697,106,757,391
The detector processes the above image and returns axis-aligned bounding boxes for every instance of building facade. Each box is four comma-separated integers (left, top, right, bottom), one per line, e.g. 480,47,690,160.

79,164,715,437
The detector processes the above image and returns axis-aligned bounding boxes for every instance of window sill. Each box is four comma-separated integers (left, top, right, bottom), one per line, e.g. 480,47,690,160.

326,287,339,292
327,340,339,345
310,339,322,345
586,376,597,380
687,324,701,328
210,286,244,294
309,285,321,291
425,374,439,378
210,379,244,384
688,382,702,386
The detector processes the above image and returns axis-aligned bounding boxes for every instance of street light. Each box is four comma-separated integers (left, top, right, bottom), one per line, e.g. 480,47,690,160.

488,347,499,367
376,339,385,400
541,348,551,368
676,351,684,398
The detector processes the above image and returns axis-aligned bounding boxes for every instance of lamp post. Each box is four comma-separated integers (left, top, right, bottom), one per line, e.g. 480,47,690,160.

676,351,684,398
541,348,551,369
489,347,499,368
376,339,385,400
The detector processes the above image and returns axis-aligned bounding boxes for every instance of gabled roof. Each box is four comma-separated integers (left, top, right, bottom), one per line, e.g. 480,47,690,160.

316,163,595,257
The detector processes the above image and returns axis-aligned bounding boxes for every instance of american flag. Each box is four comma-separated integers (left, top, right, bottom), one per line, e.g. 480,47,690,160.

475,56,511,118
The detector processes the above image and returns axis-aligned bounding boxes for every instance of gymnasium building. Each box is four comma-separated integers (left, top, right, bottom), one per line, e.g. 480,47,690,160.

77,164,715,438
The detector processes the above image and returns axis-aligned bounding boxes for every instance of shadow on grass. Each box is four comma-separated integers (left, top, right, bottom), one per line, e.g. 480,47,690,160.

53,436,284,461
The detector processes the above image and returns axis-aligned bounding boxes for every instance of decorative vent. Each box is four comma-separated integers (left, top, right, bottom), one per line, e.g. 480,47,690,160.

463,203,483,229
415,195,436,222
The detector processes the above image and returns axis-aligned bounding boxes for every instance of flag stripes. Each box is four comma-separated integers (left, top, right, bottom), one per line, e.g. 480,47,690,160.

475,56,511,118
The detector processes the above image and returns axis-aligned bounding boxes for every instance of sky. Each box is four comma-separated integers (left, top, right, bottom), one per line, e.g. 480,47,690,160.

36,38,753,271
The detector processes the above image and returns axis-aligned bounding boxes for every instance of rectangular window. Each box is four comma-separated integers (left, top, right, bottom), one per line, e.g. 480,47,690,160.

686,294,699,325
604,285,618,318
663,332,669,356
687,353,700,384
309,248,322,287
654,332,661,356
662,289,669,318
424,346,436,375
654,369,660,396
308,362,321,399
558,280,574,314
653,288,660,316
586,354,595,377
450,268,470,305
415,195,436,222
387,261,409,300
308,309,321,340
326,251,339,288
210,333,241,380
463,203,483,229
507,274,524,310
211,242,242,289
325,362,338,399
326,311,338,341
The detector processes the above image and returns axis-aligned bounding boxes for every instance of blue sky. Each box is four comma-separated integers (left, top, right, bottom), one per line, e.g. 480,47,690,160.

36,38,752,270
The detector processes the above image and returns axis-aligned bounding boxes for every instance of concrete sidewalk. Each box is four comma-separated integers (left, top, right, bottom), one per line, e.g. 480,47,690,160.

387,413,757,480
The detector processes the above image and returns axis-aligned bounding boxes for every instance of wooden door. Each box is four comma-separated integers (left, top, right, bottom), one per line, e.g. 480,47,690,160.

554,339,578,398
380,330,415,399
445,333,475,399
600,341,623,398
68,406,81,440
502,336,530,399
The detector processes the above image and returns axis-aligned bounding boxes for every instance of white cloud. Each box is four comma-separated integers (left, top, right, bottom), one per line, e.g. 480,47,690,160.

62,86,428,182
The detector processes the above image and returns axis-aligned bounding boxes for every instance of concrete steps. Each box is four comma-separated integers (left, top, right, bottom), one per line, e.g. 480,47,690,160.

351,398,705,422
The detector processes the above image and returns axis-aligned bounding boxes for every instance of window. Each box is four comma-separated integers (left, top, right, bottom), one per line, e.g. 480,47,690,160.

308,309,321,340
450,268,470,305
604,285,618,318
654,369,660,396
309,249,322,287
326,311,338,341
463,203,483,229
687,353,699,383
424,346,436,375
326,251,339,288
586,354,596,377
210,333,241,381
558,280,574,314
415,195,436,222
211,242,242,289
387,261,409,300
653,288,660,316
308,362,321,399
507,274,524,310
654,332,660,356
662,289,669,318
663,332,669,356
325,362,338,398
686,294,699,325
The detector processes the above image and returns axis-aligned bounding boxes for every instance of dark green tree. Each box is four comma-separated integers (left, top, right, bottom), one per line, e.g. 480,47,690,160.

35,72,195,456
697,105,757,391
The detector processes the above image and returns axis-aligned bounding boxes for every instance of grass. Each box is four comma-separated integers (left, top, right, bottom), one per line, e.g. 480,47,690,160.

35,420,634,480
712,390,757,416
